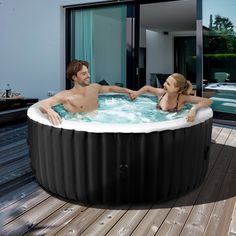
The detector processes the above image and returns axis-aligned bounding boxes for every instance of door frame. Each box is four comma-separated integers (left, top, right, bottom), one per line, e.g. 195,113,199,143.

64,0,139,90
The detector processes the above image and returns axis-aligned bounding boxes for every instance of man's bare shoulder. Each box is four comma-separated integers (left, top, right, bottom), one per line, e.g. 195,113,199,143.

43,90,72,104
54,90,72,97
90,83,100,88
89,83,102,91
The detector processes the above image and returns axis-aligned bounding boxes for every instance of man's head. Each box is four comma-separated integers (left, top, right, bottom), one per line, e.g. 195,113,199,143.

66,59,90,86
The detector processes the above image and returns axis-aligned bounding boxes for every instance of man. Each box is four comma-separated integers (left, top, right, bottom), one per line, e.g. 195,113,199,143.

39,59,133,125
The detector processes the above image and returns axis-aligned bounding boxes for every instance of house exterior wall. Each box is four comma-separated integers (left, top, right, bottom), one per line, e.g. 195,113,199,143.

0,0,198,99
0,0,108,100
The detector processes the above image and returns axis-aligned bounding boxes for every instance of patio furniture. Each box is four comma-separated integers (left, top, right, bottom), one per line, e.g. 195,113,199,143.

150,73,171,88
214,72,230,83
0,97,38,124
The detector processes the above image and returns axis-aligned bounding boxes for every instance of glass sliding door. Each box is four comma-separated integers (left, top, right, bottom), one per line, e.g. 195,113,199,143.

174,36,196,85
203,0,236,123
140,0,197,91
66,3,139,89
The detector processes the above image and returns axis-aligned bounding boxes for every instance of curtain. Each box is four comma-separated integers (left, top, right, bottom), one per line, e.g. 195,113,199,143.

73,9,95,82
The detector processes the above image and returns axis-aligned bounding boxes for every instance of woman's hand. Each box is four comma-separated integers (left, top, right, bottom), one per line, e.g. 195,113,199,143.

186,106,197,122
128,91,139,101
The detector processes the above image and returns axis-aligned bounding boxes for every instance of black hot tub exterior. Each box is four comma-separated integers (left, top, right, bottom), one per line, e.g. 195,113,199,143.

28,117,212,204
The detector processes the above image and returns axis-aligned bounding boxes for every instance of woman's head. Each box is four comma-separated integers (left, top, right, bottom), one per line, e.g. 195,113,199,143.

170,73,192,95
66,59,89,81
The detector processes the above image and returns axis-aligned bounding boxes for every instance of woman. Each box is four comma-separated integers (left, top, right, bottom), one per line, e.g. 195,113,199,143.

129,73,212,122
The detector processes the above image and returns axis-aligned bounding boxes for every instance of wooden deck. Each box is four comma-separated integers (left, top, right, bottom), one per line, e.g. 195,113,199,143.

0,121,236,235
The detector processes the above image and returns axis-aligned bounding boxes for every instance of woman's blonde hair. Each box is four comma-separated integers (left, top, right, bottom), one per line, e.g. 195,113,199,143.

171,73,192,95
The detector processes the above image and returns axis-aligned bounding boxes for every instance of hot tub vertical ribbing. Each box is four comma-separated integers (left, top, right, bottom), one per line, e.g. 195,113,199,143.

28,102,212,204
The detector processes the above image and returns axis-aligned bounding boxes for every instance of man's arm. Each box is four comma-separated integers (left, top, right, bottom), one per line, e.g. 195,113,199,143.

129,85,163,100
39,91,66,125
98,85,132,94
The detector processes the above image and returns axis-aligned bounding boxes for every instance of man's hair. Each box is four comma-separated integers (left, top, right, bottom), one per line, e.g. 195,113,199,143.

66,59,89,80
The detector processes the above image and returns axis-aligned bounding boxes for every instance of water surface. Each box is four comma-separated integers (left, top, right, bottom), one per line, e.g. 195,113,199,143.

53,94,192,124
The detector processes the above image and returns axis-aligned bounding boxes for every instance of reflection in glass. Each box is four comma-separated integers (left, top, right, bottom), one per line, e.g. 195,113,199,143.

203,0,236,121
71,5,127,86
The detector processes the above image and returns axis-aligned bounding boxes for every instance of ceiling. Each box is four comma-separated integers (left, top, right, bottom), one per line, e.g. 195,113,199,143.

140,0,196,32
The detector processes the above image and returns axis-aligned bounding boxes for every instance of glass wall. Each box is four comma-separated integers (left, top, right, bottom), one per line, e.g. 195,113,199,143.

70,5,127,86
174,36,196,85
203,0,236,121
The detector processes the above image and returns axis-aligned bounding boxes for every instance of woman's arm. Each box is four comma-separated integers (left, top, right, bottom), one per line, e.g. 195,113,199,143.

183,95,213,122
129,85,163,100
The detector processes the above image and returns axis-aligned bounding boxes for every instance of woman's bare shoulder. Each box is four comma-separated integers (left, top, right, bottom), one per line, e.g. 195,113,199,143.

155,88,165,97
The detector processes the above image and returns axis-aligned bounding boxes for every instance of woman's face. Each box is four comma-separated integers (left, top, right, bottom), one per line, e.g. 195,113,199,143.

163,76,179,93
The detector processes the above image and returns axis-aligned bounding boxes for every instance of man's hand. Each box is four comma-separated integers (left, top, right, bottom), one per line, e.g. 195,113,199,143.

46,108,62,126
128,91,139,101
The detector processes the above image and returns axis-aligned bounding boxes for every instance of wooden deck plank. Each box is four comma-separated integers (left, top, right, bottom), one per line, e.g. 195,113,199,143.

0,125,27,138
211,126,223,140
0,125,26,142
215,128,232,145
227,148,236,236
0,164,32,187
0,139,27,153
153,175,212,235
0,172,34,196
0,121,26,133
213,143,235,175
0,158,30,177
56,206,106,235
0,149,28,167
156,203,196,236
106,204,152,236
228,199,236,236
1,187,50,226
81,206,130,236
227,146,236,175
151,133,226,236
208,143,223,170
0,181,39,211
203,173,236,236
131,200,176,236
180,143,235,235
0,144,28,162
225,129,236,147
1,196,67,235
208,127,233,170
25,203,87,235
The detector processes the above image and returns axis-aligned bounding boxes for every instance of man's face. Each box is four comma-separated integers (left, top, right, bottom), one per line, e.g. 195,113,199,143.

74,65,90,86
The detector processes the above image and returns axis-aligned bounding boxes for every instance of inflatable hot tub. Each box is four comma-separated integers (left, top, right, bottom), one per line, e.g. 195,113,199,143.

27,94,213,204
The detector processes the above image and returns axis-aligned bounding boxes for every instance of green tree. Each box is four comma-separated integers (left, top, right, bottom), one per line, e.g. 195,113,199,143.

212,14,234,34
208,15,236,53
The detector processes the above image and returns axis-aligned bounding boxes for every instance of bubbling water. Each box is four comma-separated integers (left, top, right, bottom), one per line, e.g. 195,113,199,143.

52,94,192,124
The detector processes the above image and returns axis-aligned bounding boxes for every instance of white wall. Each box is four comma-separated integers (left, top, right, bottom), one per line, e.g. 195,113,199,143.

146,30,174,84
140,27,146,48
0,0,108,100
